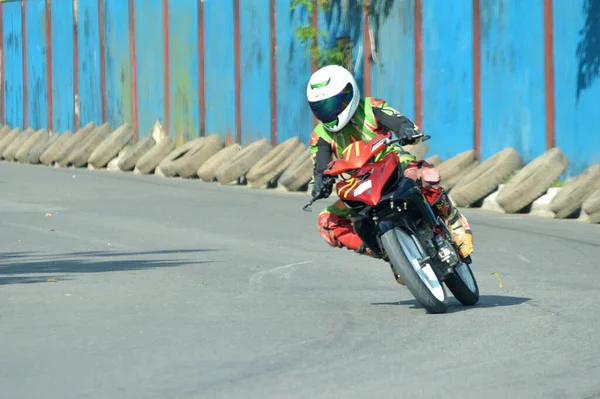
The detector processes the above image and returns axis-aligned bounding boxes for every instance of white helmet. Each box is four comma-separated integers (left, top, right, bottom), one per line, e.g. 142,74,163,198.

306,65,360,132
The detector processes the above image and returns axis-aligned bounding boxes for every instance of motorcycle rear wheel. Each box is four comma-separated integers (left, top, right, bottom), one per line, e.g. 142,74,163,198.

381,228,448,314
445,262,479,306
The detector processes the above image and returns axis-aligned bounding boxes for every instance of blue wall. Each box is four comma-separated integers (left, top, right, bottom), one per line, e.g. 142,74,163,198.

168,0,199,144
553,0,600,176
422,0,474,161
77,0,102,127
275,1,313,144
51,0,74,132
204,0,236,144
1,0,598,176
318,0,364,90
134,0,164,139
370,0,415,123
3,1,24,128
25,0,48,130
104,0,131,132
480,0,546,163
240,0,271,145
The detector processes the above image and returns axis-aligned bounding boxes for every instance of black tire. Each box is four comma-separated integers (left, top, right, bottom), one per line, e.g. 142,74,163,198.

380,228,448,314
444,262,479,306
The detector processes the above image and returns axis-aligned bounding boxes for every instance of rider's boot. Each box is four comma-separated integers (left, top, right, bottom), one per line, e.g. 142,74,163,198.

432,191,474,258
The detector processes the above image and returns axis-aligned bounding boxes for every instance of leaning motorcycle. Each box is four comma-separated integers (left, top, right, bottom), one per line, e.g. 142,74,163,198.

303,131,479,314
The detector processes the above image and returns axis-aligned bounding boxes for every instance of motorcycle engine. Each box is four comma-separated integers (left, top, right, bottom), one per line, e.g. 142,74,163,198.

433,235,460,267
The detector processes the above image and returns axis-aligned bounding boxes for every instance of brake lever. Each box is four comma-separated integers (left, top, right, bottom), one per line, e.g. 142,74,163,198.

302,198,315,212
302,177,335,212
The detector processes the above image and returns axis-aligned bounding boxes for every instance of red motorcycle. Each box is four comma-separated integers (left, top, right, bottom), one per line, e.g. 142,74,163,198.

303,130,479,314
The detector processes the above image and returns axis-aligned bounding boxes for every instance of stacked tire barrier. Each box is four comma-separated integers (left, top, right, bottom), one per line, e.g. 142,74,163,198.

0,121,598,224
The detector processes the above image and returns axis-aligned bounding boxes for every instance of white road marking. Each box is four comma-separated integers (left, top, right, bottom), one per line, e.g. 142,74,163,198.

249,261,314,293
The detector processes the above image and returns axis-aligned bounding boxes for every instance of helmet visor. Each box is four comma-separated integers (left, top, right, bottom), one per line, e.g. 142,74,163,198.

309,82,354,124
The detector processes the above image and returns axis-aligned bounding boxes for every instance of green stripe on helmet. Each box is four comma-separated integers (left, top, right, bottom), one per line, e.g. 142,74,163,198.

310,78,331,89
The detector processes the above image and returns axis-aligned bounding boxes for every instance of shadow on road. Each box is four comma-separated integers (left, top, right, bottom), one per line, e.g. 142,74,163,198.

371,295,531,312
0,249,216,285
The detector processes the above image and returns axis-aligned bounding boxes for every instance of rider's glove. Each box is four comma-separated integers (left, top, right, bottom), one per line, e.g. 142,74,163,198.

312,173,334,200
396,126,419,146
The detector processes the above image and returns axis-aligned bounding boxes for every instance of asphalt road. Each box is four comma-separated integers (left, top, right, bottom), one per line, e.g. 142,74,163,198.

1,162,599,399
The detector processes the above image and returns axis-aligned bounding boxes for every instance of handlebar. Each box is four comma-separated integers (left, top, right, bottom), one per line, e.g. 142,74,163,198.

383,130,431,146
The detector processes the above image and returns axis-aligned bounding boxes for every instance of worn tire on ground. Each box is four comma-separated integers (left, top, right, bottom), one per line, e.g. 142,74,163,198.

118,135,156,171
0,125,11,138
3,128,35,161
425,154,443,167
436,150,478,184
88,124,134,168
39,131,73,165
15,129,49,162
18,131,55,164
0,128,21,157
173,135,225,178
134,138,176,175
156,138,205,177
246,137,304,188
197,144,243,182
66,123,114,167
278,148,314,191
588,210,600,224
450,148,522,207
444,160,481,191
496,147,569,213
55,122,97,166
215,139,273,185
582,188,600,215
549,164,600,218
403,141,429,160
23,134,59,164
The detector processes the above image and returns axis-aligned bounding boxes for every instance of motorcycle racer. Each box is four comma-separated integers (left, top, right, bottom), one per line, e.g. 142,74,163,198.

307,65,474,266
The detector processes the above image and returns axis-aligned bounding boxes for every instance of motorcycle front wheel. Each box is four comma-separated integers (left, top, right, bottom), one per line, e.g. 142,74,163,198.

380,227,448,314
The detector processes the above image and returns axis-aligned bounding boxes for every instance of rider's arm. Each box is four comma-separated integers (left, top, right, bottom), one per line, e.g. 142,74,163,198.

371,101,420,144
309,132,333,174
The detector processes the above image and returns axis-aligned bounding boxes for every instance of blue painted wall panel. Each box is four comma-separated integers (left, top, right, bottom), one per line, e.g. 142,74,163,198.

370,0,415,120
553,0,600,176
134,0,164,139
77,0,102,127
239,0,270,145
204,0,236,142
1,0,597,171
480,0,546,163
318,1,364,90
26,0,48,130
2,1,24,128
104,0,131,132
169,0,199,144
51,0,74,133
275,0,312,144
422,0,473,161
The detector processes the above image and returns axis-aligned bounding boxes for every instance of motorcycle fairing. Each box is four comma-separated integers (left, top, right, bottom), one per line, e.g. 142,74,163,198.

334,152,400,206
323,132,392,177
